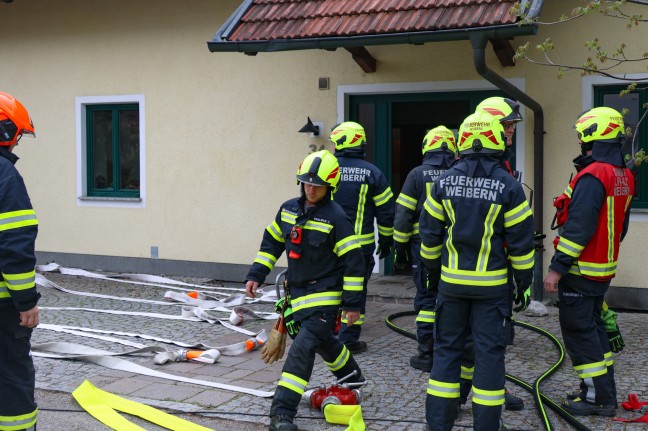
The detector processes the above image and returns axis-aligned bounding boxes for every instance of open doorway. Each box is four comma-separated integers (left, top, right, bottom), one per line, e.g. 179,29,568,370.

349,89,515,274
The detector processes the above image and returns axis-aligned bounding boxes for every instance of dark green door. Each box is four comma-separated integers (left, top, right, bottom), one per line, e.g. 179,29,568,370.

349,90,508,274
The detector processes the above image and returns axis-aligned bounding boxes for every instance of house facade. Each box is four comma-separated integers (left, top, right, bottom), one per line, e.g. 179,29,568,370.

2,0,647,309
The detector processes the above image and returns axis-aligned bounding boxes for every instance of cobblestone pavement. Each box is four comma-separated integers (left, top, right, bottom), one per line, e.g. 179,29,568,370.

32,270,648,431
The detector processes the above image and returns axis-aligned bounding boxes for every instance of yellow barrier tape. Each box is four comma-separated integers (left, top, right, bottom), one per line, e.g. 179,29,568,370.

323,404,366,431
72,380,214,431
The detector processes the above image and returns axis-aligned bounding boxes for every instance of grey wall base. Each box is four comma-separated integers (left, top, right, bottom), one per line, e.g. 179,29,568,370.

606,285,648,312
36,251,287,285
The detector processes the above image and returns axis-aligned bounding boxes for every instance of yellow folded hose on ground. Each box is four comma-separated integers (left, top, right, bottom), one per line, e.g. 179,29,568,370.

323,404,366,431
72,380,214,431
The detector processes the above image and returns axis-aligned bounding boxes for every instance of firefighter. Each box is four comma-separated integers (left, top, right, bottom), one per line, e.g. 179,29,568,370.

420,111,534,431
0,92,39,431
245,150,366,431
330,121,395,354
544,106,633,417
455,97,526,411
393,126,457,372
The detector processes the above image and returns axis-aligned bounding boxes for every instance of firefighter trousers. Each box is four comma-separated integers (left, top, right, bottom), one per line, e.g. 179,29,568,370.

558,281,616,405
411,240,436,357
270,309,363,419
459,274,515,402
338,254,374,345
426,292,510,431
0,308,38,431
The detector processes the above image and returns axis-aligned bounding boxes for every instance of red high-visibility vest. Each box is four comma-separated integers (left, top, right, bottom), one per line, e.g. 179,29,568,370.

553,162,634,281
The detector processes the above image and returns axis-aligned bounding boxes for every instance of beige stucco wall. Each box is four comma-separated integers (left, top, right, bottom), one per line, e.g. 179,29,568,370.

1,0,647,288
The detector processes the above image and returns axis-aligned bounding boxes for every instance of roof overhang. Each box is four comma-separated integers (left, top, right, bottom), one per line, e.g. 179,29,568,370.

208,0,542,55
208,23,538,54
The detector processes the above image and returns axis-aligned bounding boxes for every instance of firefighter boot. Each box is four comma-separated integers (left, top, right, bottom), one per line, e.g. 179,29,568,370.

269,415,298,431
562,398,617,417
504,389,524,411
410,353,433,372
345,341,367,354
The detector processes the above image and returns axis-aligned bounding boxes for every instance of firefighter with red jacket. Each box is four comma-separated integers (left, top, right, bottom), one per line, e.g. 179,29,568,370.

544,107,634,417
245,150,366,431
393,126,456,372
0,92,39,431
420,111,534,431
330,122,395,354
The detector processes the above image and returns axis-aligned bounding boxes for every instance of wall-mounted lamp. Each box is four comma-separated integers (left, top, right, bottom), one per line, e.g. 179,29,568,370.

298,117,324,138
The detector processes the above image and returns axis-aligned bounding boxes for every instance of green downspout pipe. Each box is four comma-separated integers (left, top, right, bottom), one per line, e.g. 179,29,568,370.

470,32,546,301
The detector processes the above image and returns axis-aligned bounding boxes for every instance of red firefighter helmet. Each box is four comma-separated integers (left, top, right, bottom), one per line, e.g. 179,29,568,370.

0,92,35,147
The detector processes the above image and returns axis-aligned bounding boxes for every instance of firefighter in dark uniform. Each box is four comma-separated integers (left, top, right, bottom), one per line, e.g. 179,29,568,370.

245,150,366,431
0,92,39,431
393,126,457,372
544,107,633,417
458,97,526,411
330,121,395,354
420,111,535,431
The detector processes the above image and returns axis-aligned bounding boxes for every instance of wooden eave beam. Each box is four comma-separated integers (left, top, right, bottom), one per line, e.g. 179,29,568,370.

490,38,516,67
344,47,377,73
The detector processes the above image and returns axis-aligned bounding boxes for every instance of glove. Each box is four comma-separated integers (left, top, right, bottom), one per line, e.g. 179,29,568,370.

601,308,625,353
376,239,393,260
261,316,287,364
513,285,531,312
425,268,440,293
393,244,410,270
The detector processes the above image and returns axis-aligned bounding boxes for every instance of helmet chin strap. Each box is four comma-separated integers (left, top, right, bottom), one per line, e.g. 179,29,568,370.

580,141,593,155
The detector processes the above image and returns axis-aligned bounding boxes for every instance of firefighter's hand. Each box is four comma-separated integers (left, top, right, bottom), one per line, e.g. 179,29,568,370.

513,285,531,313
342,310,360,326
245,280,259,298
376,239,393,260
543,270,562,294
19,306,39,328
393,244,410,270
608,330,625,353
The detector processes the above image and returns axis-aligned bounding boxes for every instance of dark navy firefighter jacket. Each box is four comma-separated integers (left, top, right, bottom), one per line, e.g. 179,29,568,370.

246,194,366,321
419,157,535,299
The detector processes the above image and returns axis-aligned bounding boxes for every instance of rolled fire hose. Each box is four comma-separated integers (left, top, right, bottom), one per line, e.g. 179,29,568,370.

73,379,215,431
32,341,275,397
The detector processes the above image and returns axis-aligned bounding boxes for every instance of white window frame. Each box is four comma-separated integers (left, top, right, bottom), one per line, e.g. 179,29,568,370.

76,94,146,208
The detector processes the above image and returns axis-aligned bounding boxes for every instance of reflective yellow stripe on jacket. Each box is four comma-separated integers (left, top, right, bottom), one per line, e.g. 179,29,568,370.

0,209,38,232
3,270,36,292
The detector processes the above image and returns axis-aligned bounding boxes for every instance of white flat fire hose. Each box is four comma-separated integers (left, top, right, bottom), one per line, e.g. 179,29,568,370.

32,342,275,397
37,323,268,357
40,306,259,336
37,262,281,302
